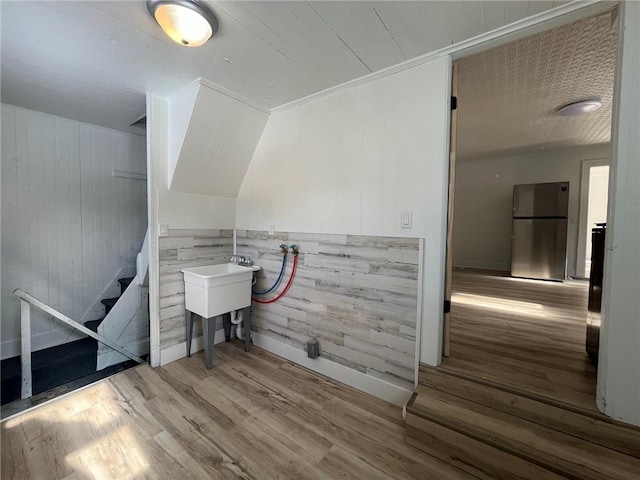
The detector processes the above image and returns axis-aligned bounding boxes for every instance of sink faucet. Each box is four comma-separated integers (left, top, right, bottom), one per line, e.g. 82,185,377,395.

231,255,253,266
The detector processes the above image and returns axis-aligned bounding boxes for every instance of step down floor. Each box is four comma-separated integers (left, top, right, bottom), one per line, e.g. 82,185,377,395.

1,338,97,405
406,369,640,480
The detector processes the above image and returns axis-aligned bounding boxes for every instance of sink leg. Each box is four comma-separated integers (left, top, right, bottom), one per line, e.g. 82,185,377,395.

244,306,252,352
203,316,215,369
186,310,195,357
223,313,232,342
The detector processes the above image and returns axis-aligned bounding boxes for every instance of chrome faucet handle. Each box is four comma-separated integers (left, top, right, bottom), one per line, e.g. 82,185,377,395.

237,256,253,266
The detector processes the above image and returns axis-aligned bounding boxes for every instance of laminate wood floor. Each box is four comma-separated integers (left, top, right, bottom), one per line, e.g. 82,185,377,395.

1,342,475,480
443,270,597,411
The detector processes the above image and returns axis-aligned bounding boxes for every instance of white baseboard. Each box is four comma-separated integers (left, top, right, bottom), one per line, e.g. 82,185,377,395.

160,329,226,366
252,332,413,407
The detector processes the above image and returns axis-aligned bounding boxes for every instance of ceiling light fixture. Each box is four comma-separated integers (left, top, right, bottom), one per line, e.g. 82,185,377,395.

556,99,602,116
147,0,218,47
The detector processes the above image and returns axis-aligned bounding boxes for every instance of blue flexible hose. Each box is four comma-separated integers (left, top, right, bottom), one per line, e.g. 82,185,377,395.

252,254,287,295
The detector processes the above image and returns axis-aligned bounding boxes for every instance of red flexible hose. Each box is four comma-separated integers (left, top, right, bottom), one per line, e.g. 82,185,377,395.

252,254,298,304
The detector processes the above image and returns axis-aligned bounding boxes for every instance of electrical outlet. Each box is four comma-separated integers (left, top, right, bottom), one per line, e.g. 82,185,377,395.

268,223,275,236
159,223,168,237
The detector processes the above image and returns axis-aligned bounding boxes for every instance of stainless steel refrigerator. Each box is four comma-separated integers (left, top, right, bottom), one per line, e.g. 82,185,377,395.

511,182,569,281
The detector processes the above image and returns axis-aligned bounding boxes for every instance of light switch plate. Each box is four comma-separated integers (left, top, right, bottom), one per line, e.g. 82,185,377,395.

401,211,413,229
159,223,168,237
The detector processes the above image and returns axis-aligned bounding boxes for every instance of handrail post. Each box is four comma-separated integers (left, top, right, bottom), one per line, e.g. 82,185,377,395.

20,299,32,399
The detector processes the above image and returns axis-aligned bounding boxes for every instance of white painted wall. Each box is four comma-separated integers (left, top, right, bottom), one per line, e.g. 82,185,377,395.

237,56,451,366
1,104,147,359
167,81,199,186
158,190,235,230
453,144,610,277
598,0,640,426
168,80,269,197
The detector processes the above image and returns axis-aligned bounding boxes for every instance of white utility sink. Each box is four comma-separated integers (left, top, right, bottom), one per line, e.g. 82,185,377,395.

182,263,260,319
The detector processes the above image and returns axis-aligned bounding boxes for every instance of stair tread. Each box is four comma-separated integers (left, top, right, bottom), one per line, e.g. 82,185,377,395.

419,369,640,459
84,319,103,333
118,277,135,292
409,384,640,480
101,297,119,306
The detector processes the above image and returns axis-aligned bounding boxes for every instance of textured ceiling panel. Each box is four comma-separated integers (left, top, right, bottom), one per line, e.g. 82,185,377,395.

456,12,617,161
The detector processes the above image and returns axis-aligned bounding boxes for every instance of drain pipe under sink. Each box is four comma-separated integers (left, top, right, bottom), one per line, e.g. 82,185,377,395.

230,309,244,339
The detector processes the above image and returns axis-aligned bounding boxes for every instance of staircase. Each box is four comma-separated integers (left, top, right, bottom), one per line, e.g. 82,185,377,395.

1,277,140,407
405,366,640,480
84,277,134,333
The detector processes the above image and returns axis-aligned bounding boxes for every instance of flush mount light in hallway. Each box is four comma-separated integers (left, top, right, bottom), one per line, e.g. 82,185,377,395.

147,0,218,47
555,99,602,116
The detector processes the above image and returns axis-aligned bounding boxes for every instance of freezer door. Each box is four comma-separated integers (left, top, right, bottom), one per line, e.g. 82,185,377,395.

511,218,568,280
513,182,570,218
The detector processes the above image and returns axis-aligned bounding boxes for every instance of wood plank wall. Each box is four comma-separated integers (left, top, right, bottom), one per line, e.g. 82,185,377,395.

237,230,420,388
158,229,233,349
0,104,147,358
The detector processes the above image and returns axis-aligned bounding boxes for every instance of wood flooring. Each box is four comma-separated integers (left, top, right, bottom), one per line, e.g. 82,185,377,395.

1,342,475,480
407,368,640,480
443,270,597,411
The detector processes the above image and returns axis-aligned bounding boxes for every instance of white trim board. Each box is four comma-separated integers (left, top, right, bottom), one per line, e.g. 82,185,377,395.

414,238,425,387
272,1,614,113
252,332,413,407
159,329,226,366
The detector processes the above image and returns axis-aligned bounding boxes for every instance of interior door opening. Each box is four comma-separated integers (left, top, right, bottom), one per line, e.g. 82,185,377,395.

441,10,618,412
584,165,610,278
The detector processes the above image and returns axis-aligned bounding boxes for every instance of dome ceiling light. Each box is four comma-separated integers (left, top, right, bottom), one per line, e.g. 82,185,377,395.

147,0,218,47
555,99,602,117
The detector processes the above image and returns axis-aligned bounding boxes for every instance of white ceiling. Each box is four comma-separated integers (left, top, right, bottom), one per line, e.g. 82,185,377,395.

1,1,567,135
456,11,618,161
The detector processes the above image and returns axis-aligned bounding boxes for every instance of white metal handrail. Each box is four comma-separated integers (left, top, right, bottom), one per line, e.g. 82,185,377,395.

14,288,145,399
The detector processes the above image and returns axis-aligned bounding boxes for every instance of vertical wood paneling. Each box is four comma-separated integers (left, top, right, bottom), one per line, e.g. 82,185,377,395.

55,118,73,327
69,122,83,323
0,104,147,358
28,110,48,335
1,107,19,343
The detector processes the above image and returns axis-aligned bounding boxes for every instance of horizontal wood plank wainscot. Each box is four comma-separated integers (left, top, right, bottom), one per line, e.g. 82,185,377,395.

158,229,233,365
237,230,420,405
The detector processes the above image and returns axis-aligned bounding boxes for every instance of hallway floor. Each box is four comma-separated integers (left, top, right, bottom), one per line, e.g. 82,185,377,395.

443,270,597,411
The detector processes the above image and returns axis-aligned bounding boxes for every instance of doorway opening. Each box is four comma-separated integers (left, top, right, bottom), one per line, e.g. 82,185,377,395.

442,10,618,412
584,164,610,278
